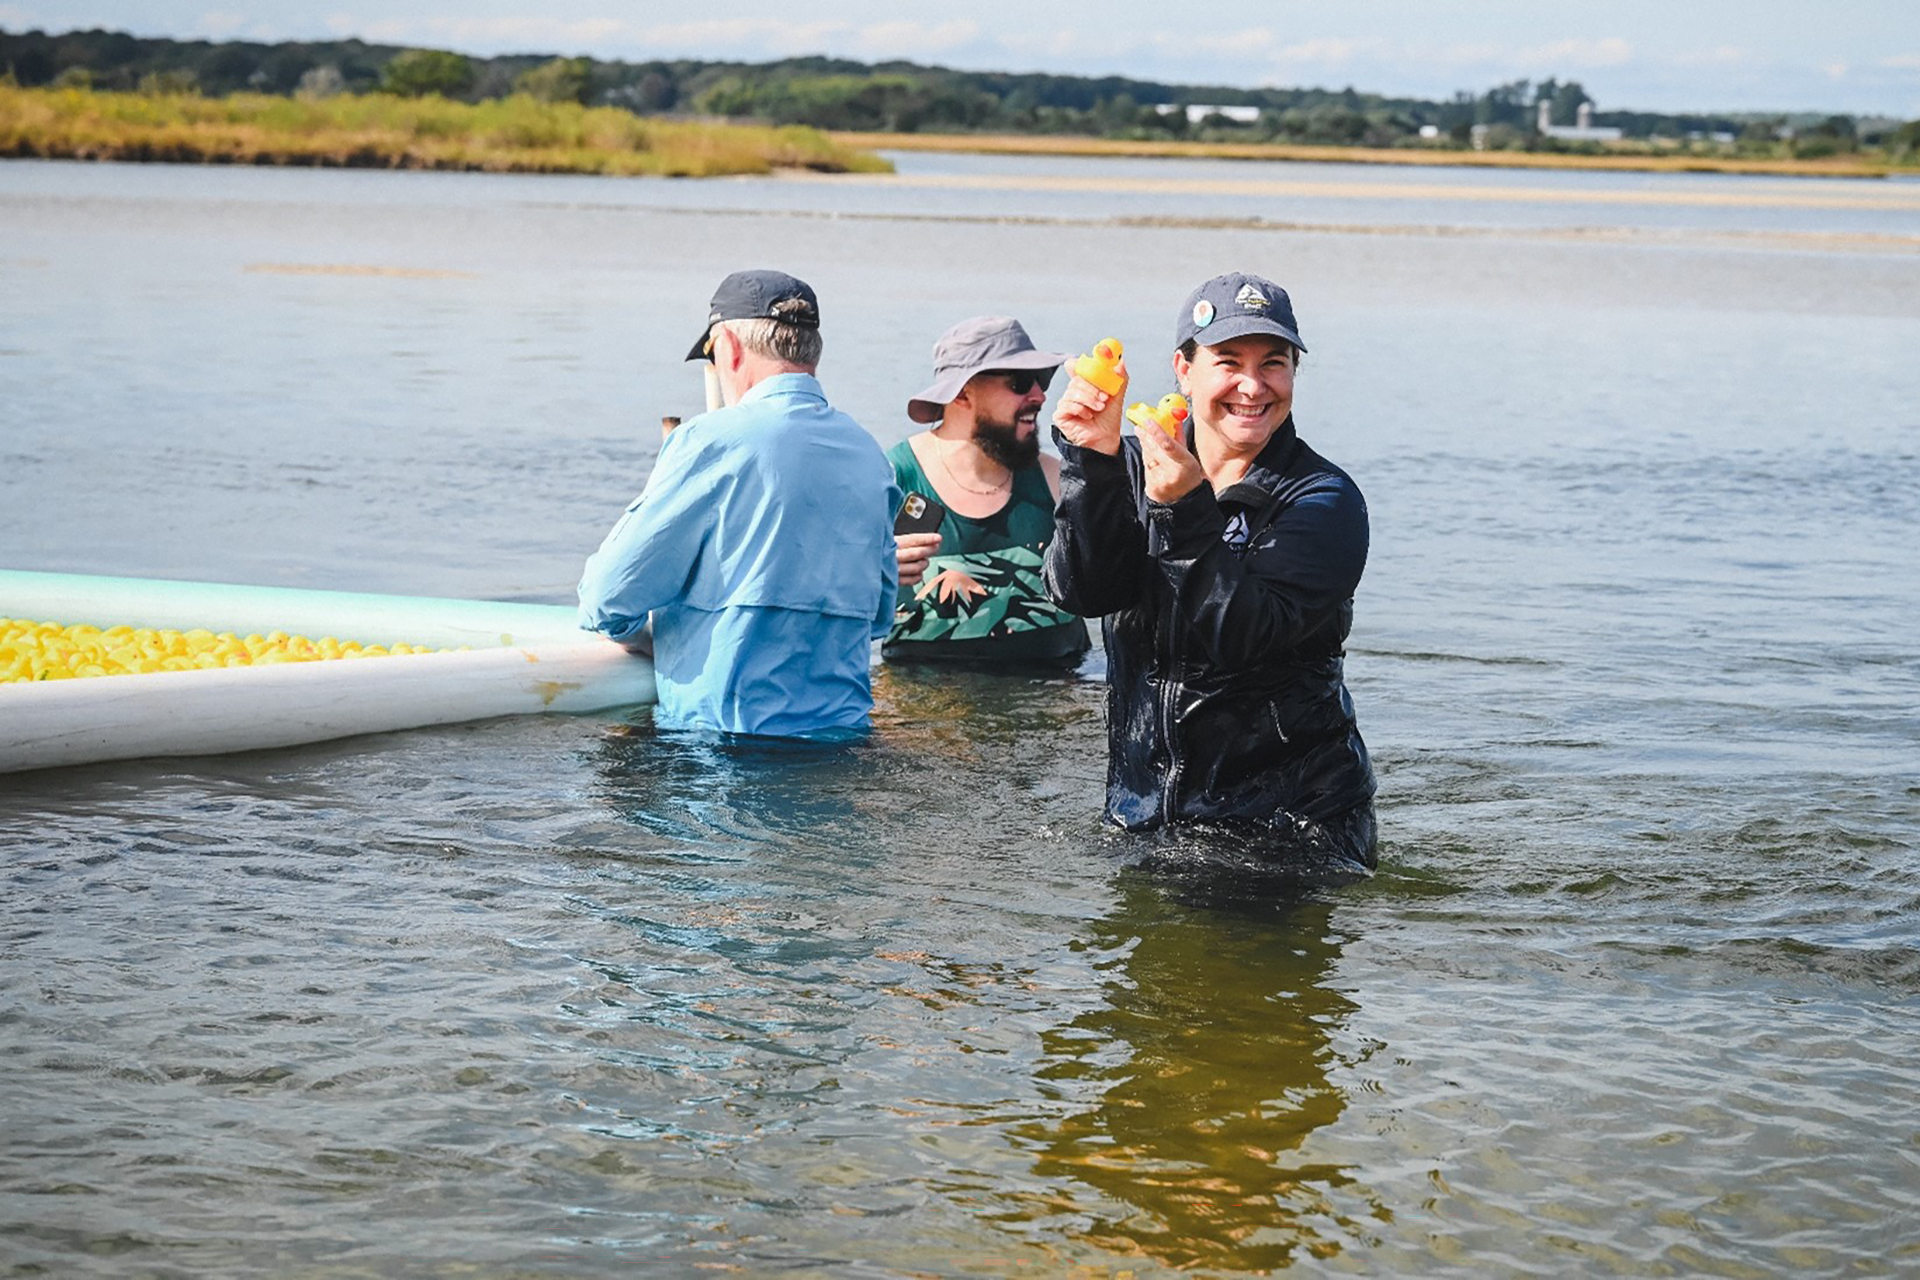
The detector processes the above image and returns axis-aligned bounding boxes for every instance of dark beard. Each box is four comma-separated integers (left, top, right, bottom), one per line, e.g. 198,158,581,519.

973,416,1040,471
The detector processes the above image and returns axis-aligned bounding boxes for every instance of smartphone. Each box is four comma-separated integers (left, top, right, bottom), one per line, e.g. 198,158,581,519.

894,491,947,536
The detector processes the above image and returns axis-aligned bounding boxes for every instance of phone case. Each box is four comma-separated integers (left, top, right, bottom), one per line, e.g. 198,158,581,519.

894,491,947,536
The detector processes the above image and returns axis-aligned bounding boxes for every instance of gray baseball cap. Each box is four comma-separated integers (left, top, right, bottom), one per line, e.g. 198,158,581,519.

907,316,1066,424
1174,271,1308,354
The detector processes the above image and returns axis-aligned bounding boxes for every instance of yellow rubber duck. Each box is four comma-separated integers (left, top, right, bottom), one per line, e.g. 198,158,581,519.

0,616,460,684
1072,337,1126,396
1125,393,1190,438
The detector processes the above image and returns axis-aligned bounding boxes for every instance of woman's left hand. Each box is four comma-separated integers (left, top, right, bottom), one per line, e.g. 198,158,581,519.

1138,418,1205,504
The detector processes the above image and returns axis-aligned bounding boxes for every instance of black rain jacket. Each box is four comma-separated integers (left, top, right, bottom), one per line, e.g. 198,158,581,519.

1044,417,1376,841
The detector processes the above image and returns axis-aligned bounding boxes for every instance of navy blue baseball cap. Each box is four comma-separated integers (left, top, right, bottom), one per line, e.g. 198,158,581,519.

686,269,821,362
1174,272,1307,354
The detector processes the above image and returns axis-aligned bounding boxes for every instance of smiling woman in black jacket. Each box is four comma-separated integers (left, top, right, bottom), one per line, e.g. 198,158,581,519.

1044,272,1378,881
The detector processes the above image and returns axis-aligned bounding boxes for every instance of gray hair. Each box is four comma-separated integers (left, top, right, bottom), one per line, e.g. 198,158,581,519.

717,301,822,368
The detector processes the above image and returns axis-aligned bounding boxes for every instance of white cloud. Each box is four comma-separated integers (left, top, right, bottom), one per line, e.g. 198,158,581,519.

1186,27,1280,59
635,19,852,55
196,10,246,38
1670,45,1752,68
1030,26,1147,62
1876,53,1920,71
848,21,982,60
1285,38,1367,63
352,19,414,44
1510,37,1634,69
1823,60,1850,80
1423,42,1513,66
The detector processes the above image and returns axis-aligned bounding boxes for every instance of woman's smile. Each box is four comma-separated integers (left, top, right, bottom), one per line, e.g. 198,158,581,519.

1177,334,1297,451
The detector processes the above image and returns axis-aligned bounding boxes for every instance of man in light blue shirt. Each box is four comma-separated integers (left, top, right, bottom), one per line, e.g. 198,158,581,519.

578,269,899,737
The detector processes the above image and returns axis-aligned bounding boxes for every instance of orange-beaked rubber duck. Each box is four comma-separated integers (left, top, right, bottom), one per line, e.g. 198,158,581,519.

1125,393,1190,438
1072,338,1126,396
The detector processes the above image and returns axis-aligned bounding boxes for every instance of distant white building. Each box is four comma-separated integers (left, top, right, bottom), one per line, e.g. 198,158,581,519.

1538,98,1623,142
1157,103,1263,125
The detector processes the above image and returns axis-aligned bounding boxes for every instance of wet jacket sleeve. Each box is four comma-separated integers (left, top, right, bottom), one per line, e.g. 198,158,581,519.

576,430,715,645
1148,475,1368,669
1043,431,1149,618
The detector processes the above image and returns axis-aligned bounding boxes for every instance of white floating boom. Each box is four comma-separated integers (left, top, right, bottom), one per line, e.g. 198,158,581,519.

1,570,655,774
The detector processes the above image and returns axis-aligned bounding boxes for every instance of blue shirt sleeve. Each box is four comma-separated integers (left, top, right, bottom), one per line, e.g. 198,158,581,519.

576,427,718,644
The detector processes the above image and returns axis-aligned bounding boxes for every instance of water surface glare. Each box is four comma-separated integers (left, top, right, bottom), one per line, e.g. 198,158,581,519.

2,153,1919,1276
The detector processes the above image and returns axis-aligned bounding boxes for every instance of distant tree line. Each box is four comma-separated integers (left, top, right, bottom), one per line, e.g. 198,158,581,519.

5,26,1916,159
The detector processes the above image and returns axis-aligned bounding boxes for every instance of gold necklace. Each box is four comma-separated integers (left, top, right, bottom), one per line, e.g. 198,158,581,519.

932,435,1011,498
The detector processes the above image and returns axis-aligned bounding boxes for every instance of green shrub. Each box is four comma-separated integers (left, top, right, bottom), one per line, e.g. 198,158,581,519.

380,49,473,99
515,57,593,105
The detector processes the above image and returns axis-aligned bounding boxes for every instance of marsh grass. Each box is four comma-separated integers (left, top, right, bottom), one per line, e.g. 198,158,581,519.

0,85,894,177
830,129,1901,178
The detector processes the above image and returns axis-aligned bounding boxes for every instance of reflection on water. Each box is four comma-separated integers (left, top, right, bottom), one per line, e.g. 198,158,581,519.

1020,878,1371,1272
579,701,1382,1272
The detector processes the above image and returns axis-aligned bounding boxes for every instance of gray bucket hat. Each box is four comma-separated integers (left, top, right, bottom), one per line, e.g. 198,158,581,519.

907,316,1066,424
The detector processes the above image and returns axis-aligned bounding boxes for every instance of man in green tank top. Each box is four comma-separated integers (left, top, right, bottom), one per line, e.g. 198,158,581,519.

886,316,1090,667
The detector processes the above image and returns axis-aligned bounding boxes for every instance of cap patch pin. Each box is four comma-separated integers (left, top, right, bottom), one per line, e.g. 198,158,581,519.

1192,299,1216,329
1235,283,1270,312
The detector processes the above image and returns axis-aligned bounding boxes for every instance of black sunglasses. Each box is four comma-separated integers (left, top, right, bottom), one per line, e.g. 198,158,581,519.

984,369,1054,396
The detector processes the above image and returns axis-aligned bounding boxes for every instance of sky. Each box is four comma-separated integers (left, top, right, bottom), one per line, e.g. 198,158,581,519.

5,1,1917,118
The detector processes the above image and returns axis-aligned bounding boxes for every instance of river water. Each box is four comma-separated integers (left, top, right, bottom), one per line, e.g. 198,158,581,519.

2,151,1918,1276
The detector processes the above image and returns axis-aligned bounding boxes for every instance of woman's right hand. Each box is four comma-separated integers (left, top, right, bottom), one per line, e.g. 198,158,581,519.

1053,361,1127,456
895,532,942,588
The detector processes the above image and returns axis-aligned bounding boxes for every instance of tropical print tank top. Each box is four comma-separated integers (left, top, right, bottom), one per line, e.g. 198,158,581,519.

884,437,1090,666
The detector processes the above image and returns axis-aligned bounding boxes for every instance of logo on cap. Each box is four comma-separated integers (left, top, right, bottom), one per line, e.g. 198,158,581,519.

1235,284,1270,313
1192,300,1215,329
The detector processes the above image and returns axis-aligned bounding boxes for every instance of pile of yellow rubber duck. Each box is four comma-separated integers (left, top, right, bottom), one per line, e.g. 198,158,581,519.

1,618,448,684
